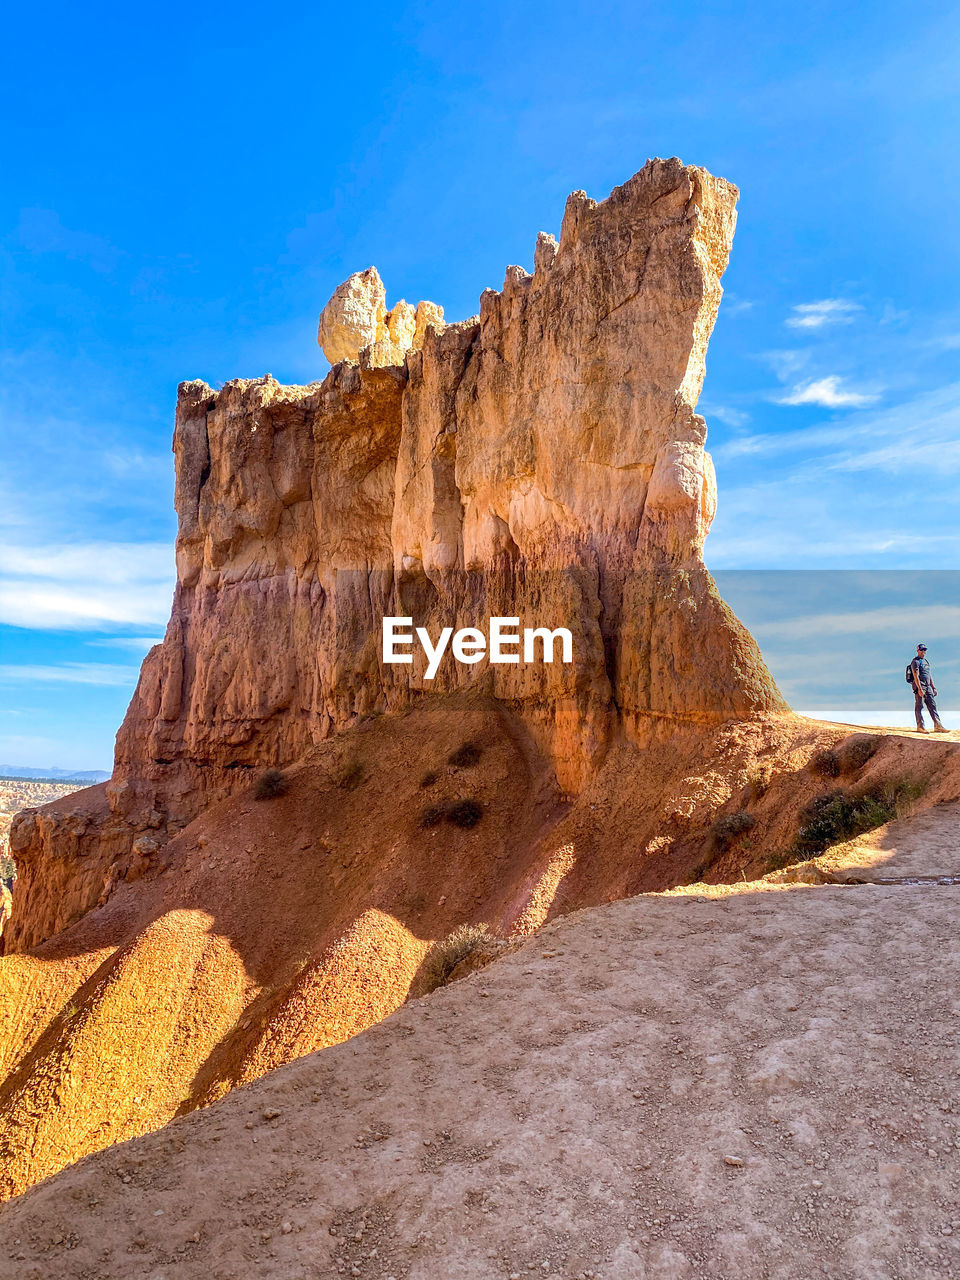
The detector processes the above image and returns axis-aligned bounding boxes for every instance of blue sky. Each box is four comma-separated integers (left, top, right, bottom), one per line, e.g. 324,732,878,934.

2,0,959,769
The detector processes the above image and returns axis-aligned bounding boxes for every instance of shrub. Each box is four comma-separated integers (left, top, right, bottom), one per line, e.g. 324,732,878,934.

253,768,288,800
420,798,484,830
448,742,482,768
336,760,365,790
707,811,755,855
446,799,483,828
837,734,880,775
420,803,447,829
416,923,492,995
768,778,924,872
810,748,840,778
746,762,774,802
420,769,440,789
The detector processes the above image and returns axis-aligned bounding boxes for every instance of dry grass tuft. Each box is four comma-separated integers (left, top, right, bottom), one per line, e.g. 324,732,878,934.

336,760,366,790
448,742,482,768
810,748,841,778
746,761,774,802
253,768,288,801
836,735,881,774
446,799,483,828
415,923,493,995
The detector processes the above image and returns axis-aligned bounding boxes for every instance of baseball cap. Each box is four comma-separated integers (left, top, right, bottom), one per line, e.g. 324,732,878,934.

918,643,928,650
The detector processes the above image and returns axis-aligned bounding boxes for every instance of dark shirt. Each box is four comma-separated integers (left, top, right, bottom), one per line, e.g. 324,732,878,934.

911,656,932,689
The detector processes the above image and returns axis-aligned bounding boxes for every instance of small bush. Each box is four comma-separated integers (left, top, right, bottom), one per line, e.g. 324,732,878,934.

707,811,755,855
746,762,774,802
420,803,447,829
837,735,880,775
446,798,483,828
769,778,924,871
336,760,366,790
253,768,288,800
810,748,840,778
420,769,440,789
416,923,492,995
448,742,482,768
419,797,484,830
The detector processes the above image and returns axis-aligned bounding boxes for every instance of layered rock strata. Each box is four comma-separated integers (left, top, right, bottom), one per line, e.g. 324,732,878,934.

6,158,786,953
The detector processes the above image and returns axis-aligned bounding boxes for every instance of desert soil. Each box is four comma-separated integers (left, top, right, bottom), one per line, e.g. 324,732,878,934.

3,855,959,1279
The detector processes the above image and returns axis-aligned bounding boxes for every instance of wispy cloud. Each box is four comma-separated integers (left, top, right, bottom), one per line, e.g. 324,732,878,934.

786,299,862,330
753,603,960,642
0,541,174,629
721,294,754,318
701,403,751,429
0,663,140,686
714,382,960,463
86,636,164,651
762,348,810,380
776,376,879,408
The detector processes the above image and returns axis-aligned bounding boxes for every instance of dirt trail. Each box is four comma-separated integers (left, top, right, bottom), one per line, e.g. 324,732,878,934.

2,874,958,1280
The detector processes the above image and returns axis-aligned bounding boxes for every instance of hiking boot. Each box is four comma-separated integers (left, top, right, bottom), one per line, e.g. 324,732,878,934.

916,725,928,733
934,722,949,732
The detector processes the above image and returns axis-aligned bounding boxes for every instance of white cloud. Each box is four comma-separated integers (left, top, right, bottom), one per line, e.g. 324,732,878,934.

0,663,140,686
0,541,174,629
713,382,960,464
721,295,754,317
86,636,164,651
776,376,879,408
786,299,862,330
752,603,960,642
762,348,810,380
701,403,751,429
831,438,960,476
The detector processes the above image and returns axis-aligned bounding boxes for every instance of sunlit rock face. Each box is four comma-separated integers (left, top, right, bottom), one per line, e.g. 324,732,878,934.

317,266,445,367
6,158,786,953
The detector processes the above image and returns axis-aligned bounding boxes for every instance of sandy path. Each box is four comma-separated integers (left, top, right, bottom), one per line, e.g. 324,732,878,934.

2,878,959,1280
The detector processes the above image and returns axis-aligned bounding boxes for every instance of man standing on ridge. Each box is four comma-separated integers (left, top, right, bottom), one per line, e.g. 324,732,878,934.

909,643,948,733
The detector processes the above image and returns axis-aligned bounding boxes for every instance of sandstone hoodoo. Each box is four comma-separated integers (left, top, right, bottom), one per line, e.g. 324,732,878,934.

8,158,785,959
10,159,951,1208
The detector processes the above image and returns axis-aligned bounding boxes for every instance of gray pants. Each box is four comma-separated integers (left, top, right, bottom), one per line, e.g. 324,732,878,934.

915,686,942,728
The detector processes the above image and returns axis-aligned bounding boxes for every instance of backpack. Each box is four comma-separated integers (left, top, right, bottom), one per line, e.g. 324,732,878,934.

906,662,915,684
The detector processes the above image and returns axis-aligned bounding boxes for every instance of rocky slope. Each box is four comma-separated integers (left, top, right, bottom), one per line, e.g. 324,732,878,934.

2,705,957,1202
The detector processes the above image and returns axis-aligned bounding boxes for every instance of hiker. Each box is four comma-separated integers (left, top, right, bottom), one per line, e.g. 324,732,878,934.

908,643,948,733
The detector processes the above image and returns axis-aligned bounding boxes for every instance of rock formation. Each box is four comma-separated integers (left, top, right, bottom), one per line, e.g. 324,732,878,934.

317,265,445,367
6,156,785,952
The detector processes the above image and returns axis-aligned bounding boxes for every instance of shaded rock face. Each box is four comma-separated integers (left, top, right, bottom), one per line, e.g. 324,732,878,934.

6,158,786,953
